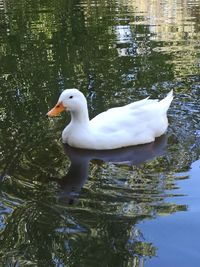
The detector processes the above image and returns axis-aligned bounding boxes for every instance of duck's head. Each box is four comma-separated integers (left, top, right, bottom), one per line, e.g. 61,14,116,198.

47,89,87,117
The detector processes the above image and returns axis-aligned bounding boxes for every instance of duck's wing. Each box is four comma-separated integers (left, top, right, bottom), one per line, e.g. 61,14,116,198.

90,97,158,127
125,90,173,111
90,91,173,133
124,97,158,109
90,104,154,133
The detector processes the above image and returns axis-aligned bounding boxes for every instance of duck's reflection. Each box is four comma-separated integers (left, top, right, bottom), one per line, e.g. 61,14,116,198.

57,135,167,203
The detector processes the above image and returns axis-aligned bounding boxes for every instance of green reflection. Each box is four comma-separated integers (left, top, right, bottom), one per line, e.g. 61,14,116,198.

0,137,188,266
0,0,199,266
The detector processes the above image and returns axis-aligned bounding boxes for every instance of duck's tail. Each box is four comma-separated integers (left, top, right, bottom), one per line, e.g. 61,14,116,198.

159,90,173,112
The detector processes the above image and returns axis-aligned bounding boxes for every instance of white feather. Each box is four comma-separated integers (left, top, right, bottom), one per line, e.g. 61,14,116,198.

58,89,173,150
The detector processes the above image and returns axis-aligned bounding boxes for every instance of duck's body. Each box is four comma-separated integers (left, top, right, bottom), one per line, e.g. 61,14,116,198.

47,89,173,150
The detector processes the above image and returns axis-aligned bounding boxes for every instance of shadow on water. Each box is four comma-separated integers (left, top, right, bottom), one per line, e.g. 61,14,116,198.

58,135,167,204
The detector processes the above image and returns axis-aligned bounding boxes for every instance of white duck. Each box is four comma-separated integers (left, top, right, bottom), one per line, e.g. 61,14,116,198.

47,89,173,150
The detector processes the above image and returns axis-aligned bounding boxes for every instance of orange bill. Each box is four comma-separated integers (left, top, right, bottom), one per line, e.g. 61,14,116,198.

47,102,65,117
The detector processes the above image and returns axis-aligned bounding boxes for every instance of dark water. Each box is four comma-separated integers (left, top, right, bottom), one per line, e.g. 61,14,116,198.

0,0,200,266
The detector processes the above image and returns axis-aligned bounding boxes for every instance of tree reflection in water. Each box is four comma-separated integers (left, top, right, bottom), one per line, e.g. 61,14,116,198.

0,136,187,266
0,0,199,266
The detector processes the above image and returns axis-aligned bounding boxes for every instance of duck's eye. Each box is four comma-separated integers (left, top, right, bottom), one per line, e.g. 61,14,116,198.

56,105,60,108
69,96,73,99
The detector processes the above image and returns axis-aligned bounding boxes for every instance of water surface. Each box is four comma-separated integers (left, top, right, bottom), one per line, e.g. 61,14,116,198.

0,0,200,266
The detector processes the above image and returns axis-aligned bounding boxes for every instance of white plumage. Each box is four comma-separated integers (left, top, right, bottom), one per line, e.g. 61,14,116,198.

47,89,173,150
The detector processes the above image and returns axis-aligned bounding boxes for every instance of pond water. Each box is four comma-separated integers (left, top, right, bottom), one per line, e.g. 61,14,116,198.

0,0,200,266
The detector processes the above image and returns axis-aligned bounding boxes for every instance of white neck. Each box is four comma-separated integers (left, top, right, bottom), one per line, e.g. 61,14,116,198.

70,107,90,125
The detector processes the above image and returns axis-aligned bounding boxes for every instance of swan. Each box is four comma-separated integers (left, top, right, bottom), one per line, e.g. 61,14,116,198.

47,89,173,150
